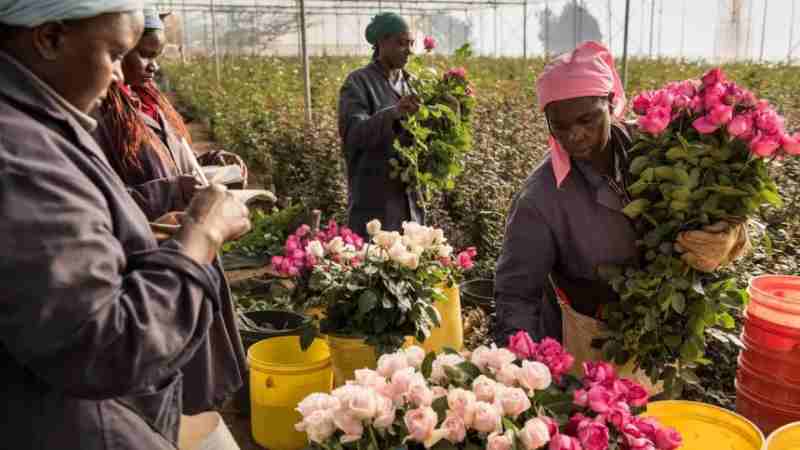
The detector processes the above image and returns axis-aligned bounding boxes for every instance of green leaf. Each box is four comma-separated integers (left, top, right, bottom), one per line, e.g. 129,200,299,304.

760,189,783,207
421,351,436,379
456,361,482,380
681,368,701,385
718,312,736,328
358,290,379,316
623,199,651,219
666,146,690,160
502,417,519,432
299,325,318,351
431,397,449,422
629,155,651,175
670,292,687,314
664,335,682,349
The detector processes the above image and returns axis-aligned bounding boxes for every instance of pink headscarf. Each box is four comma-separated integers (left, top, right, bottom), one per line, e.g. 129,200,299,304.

536,41,626,188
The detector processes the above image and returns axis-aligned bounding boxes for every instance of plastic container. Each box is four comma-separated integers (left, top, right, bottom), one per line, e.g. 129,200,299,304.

328,335,377,387
235,309,308,415
248,335,332,450
644,400,764,450
420,284,464,354
736,275,800,434
736,381,800,437
764,421,800,450
460,278,494,310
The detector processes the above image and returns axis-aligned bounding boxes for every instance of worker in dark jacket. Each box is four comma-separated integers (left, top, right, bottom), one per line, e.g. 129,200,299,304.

494,41,749,344
0,2,250,449
338,12,424,237
94,8,248,429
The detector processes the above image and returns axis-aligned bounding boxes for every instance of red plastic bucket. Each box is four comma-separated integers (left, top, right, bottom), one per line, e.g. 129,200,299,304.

737,275,800,434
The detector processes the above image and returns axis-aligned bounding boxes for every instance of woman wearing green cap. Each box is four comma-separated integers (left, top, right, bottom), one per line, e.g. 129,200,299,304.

338,12,423,238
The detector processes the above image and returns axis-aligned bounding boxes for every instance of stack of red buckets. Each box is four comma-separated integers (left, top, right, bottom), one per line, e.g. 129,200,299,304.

736,275,800,434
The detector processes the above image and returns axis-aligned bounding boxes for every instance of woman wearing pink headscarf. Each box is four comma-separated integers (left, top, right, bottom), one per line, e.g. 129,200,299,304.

493,41,746,344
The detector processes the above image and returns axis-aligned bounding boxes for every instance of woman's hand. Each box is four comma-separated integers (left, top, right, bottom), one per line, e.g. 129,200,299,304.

675,220,751,272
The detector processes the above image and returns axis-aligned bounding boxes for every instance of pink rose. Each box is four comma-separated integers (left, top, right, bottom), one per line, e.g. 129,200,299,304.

333,412,364,443
573,389,588,407
549,434,584,450
654,427,682,450
750,132,782,157
620,379,649,407
486,347,518,372
754,108,784,135
373,394,396,429
496,363,521,386
583,362,616,386
354,369,390,397
345,386,378,420
541,416,559,438
565,413,589,435
638,106,671,135
470,346,492,371
508,330,538,360
445,67,467,81
625,434,656,450
692,115,719,134
487,431,515,450
404,407,438,443
533,338,574,382
709,104,733,125
651,90,674,109
727,113,753,137
390,367,418,402
781,132,800,155
495,386,531,419
604,402,631,429
702,68,726,87
423,36,436,51
632,92,653,115
404,346,427,368
603,378,629,403
587,385,613,414
519,418,551,450
296,409,337,444
432,386,448,400
628,419,655,440
473,375,499,403
723,83,744,105
577,420,610,450
457,250,475,270
472,401,501,433
408,382,434,407
689,96,704,113
703,83,727,109
518,360,552,392
441,415,467,443
297,393,340,417
447,388,477,427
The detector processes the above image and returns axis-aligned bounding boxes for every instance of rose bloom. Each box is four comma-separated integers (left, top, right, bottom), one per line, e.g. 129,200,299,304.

472,401,501,433
495,386,531,419
405,407,438,443
333,412,364,444
487,431,514,450
373,394,396,429
654,427,682,450
496,362,521,386
583,361,616,386
295,409,337,444
366,219,382,236
549,434,583,450
404,346,426,368
587,385,613,414
518,360,552,392
519,418,551,450
473,375,499,403
377,353,409,378
441,414,467,443
577,419,610,450
447,388,477,427
508,330,538,360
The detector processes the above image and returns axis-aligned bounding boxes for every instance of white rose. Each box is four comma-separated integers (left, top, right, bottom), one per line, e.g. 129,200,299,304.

388,241,408,263
297,393,340,417
404,346,426,368
518,418,551,450
517,361,552,392
495,386,531,419
373,231,401,249
305,240,324,259
472,375,499,402
377,352,409,379
495,363,520,387
366,245,386,261
400,252,420,270
438,244,454,258
431,228,445,245
325,236,344,254
295,409,336,444
366,219,382,236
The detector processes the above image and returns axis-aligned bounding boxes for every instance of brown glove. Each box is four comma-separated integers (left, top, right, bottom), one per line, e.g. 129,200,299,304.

197,149,249,188
174,184,251,265
675,220,751,272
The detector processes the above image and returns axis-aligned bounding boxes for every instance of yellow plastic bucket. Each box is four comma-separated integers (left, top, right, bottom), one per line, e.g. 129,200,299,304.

420,284,463,353
644,401,764,450
327,335,377,387
248,336,333,450
765,421,800,450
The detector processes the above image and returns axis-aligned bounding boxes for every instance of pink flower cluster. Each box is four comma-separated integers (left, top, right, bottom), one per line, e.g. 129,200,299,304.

271,220,365,277
632,68,800,158
565,362,681,450
508,331,575,383
454,246,477,270
423,36,436,52
444,66,467,81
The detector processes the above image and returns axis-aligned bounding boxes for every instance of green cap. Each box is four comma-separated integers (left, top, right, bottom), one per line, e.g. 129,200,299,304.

365,12,409,45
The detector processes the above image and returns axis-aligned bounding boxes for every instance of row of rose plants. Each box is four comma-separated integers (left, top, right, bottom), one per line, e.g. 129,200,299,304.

295,332,681,450
269,219,476,354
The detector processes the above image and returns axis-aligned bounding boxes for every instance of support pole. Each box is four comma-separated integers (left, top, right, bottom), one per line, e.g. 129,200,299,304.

680,0,686,58
608,0,612,50
573,0,578,48
523,0,527,59
210,0,220,86
493,4,498,57
657,0,663,57
759,0,768,61
648,0,655,57
182,0,189,63
621,0,631,88
544,0,550,56
298,0,312,125
788,0,796,63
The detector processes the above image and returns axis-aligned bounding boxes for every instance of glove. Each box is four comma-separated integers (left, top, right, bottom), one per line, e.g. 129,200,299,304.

197,149,249,188
174,184,251,264
675,220,751,272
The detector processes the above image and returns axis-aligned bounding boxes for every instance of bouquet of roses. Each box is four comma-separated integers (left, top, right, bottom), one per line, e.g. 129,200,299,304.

599,68,798,395
295,332,681,450
315,220,476,354
390,38,476,202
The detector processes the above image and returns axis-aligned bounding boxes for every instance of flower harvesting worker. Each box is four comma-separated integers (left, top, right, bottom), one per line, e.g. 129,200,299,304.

338,11,424,238
493,41,748,344
94,8,248,425
0,1,251,448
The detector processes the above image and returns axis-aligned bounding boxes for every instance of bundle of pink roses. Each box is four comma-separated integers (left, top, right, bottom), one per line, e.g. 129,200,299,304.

270,219,365,278
295,332,680,450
